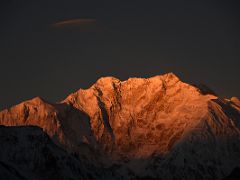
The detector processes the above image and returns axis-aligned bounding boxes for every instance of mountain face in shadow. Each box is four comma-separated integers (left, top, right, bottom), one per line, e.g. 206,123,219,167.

0,126,117,180
0,73,240,180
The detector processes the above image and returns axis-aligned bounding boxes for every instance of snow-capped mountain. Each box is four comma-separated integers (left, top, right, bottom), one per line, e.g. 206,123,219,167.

0,73,240,180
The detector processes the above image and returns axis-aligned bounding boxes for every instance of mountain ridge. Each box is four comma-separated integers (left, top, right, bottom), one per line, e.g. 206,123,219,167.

0,72,240,179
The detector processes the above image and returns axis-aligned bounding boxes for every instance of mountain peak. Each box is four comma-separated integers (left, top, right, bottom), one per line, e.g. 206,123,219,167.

93,76,121,89
162,72,180,80
28,96,46,104
62,72,223,158
0,72,240,180
95,76,120,84
151,72,180,86
91,72,181,89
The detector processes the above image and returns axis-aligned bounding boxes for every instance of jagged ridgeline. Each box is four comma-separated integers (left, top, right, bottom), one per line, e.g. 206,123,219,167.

0,73,240,180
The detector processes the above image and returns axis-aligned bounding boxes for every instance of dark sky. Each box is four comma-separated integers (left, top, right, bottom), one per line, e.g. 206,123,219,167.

0,0,240,110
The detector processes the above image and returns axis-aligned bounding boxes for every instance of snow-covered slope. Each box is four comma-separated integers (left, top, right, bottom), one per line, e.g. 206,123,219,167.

0,73,240,180
0,125,112,180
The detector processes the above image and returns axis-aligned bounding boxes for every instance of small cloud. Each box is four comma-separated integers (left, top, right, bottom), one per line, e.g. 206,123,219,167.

51,18,97,32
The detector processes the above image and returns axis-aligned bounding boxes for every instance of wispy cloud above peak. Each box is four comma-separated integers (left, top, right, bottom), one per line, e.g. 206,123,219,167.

51,18,97,32
52,18,96,27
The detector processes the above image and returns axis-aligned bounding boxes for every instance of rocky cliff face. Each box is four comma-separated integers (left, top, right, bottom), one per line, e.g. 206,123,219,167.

0,73,240,180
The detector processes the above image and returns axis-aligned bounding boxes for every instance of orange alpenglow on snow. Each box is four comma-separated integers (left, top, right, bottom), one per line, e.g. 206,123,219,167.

0,73,240,179
0,72,239,156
